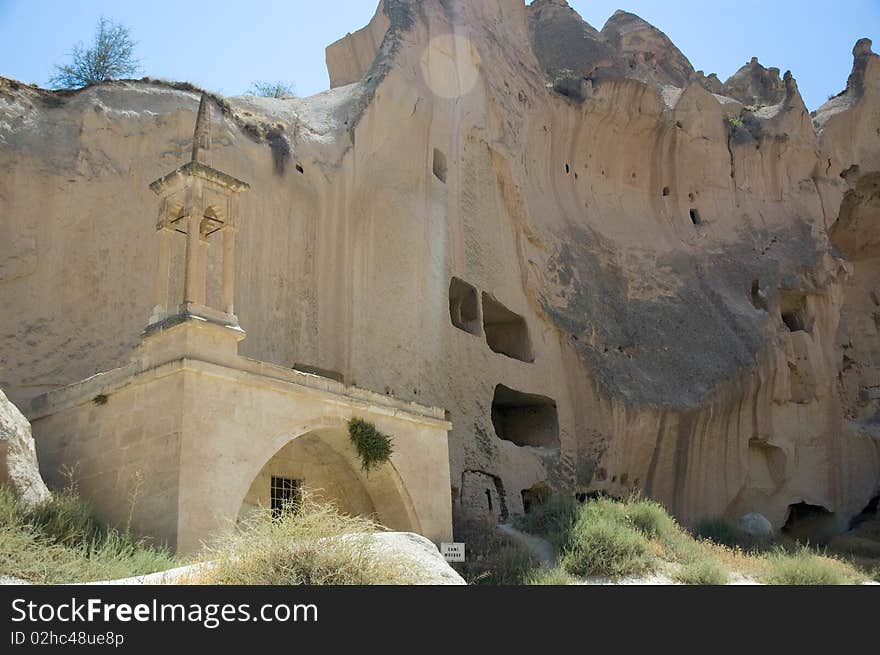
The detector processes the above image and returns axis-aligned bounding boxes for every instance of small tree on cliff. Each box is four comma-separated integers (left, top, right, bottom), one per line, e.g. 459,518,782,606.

249,81,296,98
50,17,139,89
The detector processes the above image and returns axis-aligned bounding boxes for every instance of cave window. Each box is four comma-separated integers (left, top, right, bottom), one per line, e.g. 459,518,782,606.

485,489,493,512
449,278,481,336
295,164,304,174
689,208,702,225
521,490,533,514
270,476,302,519
662,186,670,197
780,292,812,333
491,384,560,449
433,148,448,183
565,163,570,174
482,293,534,362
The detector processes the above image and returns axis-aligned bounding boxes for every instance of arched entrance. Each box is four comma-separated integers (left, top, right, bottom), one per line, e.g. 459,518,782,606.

238,425,421,534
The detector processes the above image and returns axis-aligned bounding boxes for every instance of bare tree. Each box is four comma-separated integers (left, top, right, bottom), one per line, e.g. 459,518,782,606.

50,17,139,89
249,81,296,98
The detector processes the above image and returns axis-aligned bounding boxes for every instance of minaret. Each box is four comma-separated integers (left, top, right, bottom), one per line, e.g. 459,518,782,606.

147,94,250,333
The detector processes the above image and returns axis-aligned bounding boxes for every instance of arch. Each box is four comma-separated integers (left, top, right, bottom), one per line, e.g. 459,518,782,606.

235,417,421,534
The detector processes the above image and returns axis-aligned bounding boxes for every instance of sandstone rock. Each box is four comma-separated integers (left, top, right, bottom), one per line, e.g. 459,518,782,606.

736,512,774,539
0,388,50,507
0,0,879,547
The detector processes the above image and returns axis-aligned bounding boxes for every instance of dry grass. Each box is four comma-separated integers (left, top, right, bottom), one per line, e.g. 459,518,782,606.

195,491,417,585
0,486,177,584
451,518,538,585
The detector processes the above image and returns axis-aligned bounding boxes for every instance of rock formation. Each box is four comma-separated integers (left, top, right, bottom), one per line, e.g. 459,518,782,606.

0,388,50,507
1,0,878,539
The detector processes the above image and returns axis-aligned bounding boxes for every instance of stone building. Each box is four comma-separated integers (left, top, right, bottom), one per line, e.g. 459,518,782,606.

26,97,453,552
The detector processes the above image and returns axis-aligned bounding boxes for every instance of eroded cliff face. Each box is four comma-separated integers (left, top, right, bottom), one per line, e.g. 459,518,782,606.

1,0,878,536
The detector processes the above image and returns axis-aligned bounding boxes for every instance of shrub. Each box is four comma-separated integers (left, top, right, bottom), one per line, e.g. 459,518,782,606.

561,499,653,579
347,418,393,472
695,517,744,547
514,494,579,549
673,558,729,585
763,548,852,585
526,565,577,585
198,491,414,585
626,498,677,541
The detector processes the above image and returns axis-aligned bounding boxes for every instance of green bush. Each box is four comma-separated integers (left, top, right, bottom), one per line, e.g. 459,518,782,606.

763,548,852,585
347,418,393,472
526,565,577,585
626,499,677,541
561,499,653,579
673,559,729,585
514,494,579,550
694,517,744,547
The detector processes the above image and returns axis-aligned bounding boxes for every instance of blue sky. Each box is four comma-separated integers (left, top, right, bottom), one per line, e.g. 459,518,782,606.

0,0,877,110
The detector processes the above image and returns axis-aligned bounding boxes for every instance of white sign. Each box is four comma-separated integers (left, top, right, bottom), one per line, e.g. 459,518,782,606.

441,542,465,563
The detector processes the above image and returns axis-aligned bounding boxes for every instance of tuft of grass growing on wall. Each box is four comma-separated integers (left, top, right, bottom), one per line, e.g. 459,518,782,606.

347,418,393,472
0,487,177,583
196,491,416,585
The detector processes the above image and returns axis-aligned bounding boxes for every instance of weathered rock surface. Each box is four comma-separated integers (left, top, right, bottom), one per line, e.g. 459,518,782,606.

1,0,879,540
0,388,50,506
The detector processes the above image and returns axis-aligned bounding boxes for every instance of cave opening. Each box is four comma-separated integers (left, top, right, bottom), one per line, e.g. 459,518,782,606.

449,277,481,336
482,293,534,362
491,384,559,449
433,148,448,183
689,208,702,225
780,291,812,333
849,494,880,530
782,502,838,543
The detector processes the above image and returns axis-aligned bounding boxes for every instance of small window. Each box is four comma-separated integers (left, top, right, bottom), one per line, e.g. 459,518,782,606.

780,291,811,333
662,186,670,197
564,163,570,174
433,148,447,183
449,277,481,336
689,209,702,225
485,489,493,512
270,476,302,519
482,293,534,362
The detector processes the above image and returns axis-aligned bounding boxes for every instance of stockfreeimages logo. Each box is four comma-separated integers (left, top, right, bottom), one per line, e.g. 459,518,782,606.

11,597,318,630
